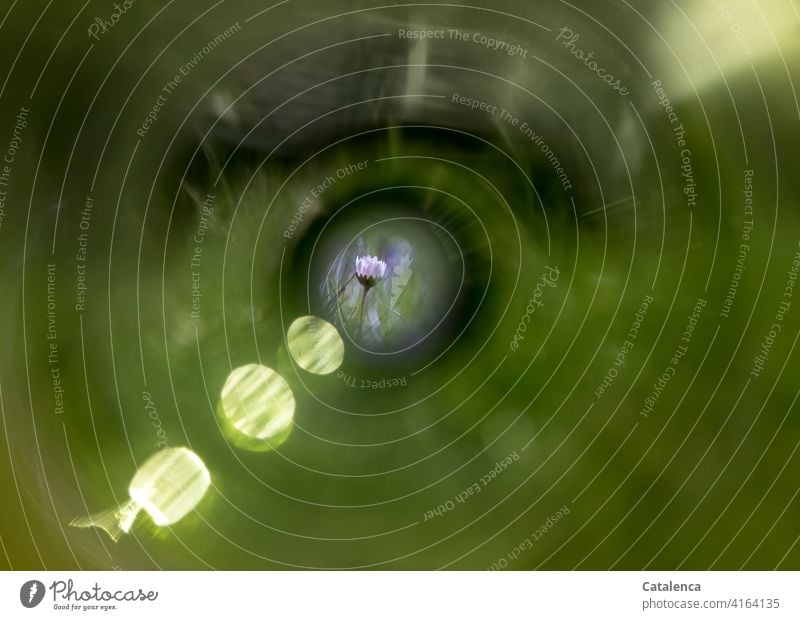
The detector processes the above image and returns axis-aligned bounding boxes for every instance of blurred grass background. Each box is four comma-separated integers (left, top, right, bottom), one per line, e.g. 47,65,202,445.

0,0,799,569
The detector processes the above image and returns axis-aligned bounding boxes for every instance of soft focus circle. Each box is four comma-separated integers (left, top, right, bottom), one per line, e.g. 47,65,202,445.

69,446,212,541
129,447,211,526
217,364,295,451
287,315,345,375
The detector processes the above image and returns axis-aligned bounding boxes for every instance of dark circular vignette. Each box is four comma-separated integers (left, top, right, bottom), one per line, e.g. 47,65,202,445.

0,0,799,570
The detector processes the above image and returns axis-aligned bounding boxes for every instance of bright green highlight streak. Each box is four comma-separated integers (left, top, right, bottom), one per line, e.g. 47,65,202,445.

287,315,345,375
218,364,295,450
69,447,211,542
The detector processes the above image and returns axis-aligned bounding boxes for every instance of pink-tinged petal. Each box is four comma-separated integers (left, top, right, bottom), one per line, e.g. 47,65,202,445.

354,254,386,286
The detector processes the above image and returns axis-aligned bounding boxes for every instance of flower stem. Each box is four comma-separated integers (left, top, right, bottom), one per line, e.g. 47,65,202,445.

358,286,370,335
